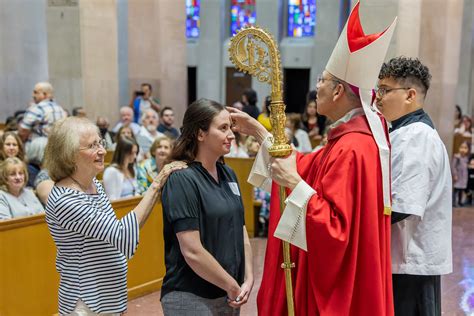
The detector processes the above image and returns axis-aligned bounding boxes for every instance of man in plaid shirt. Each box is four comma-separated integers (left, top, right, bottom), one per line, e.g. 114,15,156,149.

18,82,67,143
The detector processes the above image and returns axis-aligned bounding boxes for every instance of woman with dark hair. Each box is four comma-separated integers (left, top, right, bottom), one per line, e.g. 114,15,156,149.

302,90,327,139
454,104,462,129
103,136,140,200
257,95,272,131
241,88,260,119
160,98,253,315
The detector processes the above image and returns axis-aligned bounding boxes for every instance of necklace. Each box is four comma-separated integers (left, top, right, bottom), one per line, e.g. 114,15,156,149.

70,176,90,193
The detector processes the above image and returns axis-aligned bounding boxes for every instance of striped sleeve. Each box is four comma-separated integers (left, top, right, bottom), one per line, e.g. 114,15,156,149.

19,104,44,129
54,193,140,259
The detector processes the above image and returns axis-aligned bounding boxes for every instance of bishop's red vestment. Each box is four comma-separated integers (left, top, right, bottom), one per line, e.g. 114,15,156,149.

256,114,393,316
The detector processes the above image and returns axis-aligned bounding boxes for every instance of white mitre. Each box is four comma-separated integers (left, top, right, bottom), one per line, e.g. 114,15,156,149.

326,1,397,214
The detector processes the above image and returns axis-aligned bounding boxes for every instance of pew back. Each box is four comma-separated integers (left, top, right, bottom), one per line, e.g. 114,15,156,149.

0,198,164,316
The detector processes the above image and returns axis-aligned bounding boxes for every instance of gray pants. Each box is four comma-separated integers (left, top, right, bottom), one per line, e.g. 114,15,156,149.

161,291,240,316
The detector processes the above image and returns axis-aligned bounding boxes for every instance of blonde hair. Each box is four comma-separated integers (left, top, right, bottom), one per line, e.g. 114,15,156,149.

0,157,28,192
44,117,99,182
0,132,25,161
150,136,172,157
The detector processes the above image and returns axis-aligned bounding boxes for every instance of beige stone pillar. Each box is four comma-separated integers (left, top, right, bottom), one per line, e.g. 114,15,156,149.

0,0,49,122
128,0,187,127
362,0,465,153
47,0,121,123
417,0,464,153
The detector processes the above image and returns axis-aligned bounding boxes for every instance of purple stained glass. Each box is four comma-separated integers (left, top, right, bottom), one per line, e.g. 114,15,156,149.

186,0,200,38
230,0,256,36
287,0,316,37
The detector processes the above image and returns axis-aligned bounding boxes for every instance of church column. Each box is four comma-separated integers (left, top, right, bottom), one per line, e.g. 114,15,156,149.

128,0,187,126
198,0,226,104
0,0,49,121
47,0,122,123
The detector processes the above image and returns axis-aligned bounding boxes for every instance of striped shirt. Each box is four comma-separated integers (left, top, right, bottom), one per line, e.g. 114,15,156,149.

45,178,139,315
20,99,66,138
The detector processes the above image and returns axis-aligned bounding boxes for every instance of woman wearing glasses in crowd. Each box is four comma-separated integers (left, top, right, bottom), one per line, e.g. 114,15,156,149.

160,99,253,315
43,117,185,315
0,157,44,220
103,136,140,200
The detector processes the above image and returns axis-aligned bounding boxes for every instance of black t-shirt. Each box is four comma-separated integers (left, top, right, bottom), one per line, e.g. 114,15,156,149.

160,161,245,299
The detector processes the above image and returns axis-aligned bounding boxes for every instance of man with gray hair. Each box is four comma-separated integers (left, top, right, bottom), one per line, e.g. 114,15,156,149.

112,106,141,136
18,82,67,143
136,108,164,161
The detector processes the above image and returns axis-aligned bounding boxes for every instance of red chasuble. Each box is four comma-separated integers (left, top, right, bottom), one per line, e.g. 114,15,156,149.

257,115,393,316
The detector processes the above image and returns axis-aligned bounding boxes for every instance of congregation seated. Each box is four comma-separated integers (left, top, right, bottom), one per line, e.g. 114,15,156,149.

25,136,47,187
103,136,140,200
34,168,54,206
136,108,164,160
0,157,44,220
0,131,25,162
226,132,249,158
96,116,114,149
137,136,172,193
112,106,141,136
286,113,313,153
157,107,180,140
109,125,136,151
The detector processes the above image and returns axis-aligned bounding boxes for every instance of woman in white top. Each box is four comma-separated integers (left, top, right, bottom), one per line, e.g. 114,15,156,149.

43,117,185,314
0,157,44,219
103,136,140,200
286,113,313,153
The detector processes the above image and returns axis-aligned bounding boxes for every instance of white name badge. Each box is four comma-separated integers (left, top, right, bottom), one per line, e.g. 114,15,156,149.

228,182,241,196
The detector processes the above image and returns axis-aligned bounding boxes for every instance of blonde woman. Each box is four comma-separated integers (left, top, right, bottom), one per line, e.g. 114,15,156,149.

43,117,185,315
137,136,172,193
0,157,43,219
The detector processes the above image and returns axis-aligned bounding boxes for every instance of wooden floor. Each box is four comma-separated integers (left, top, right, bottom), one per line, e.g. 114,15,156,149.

125,207,474,315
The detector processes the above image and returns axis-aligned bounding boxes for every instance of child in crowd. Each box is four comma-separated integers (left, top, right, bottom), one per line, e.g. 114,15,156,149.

452,141,470,206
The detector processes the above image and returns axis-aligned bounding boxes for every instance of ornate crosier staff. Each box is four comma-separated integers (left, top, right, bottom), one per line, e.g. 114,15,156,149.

229,26,295,316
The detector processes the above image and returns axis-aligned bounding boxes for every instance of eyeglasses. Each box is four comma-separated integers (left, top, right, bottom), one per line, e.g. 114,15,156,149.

375,86,411,97
79,139,107,151
317,75,341,85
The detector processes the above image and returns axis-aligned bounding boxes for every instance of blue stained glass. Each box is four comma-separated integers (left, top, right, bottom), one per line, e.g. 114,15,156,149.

186,0,200,38
230,0,256,36
287,0,316,37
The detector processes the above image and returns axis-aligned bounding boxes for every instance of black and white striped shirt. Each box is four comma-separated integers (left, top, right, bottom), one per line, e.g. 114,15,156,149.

45,178,139,315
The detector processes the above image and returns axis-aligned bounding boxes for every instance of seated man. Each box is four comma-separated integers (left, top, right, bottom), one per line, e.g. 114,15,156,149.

157,107,180,140
136,109,164,161
112,106,141,136
18,82,67,144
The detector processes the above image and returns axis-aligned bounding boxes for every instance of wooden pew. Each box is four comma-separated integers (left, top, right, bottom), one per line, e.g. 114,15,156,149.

225,157,257,237
0,197,164,316
105,150,114,164
0,157,257,315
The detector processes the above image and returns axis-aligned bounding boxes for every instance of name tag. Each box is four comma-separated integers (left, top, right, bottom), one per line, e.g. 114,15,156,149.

228,182,240,196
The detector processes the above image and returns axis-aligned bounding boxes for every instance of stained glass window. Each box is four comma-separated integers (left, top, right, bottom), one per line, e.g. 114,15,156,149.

186,0,200,38
230,0,256,36
287,0,317,37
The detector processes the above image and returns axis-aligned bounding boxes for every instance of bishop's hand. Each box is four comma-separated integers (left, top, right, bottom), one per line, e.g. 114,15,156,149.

270,150,302,190
227,107,270,144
